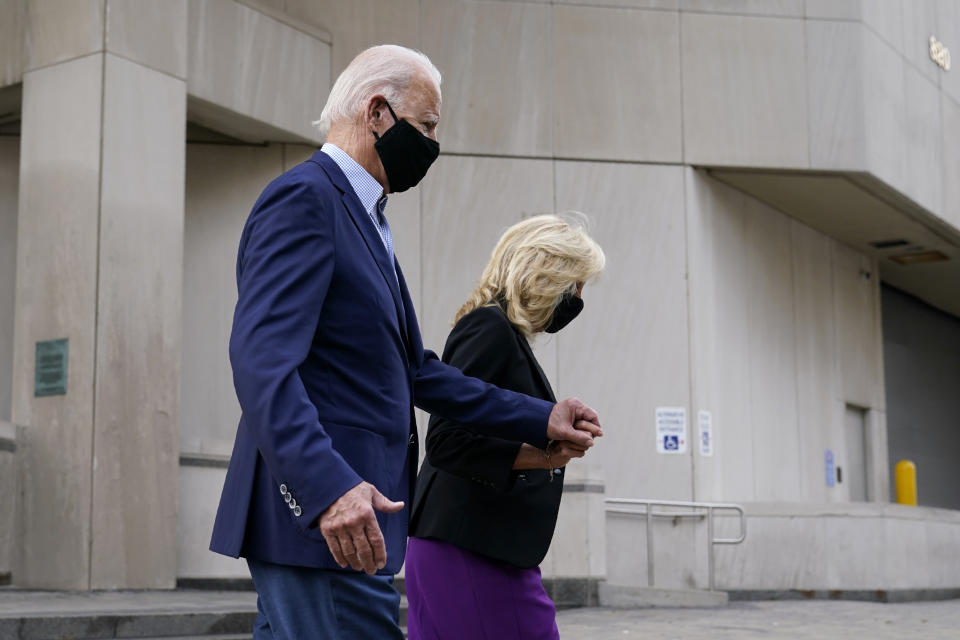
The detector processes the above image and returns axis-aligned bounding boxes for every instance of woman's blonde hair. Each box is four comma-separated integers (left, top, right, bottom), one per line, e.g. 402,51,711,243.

455,213,606,335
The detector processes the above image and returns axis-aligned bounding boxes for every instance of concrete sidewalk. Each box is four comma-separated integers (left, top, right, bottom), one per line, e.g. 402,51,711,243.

557,599,960,639
1,589,958,639
0,589,258,639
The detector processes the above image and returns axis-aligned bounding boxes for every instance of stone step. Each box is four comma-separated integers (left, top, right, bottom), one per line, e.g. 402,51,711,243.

0,590,408,639
127,637,251,640
599,583,729,608
0,590,256,640
0,612,257,640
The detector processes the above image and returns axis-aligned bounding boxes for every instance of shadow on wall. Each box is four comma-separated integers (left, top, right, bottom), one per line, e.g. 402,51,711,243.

881,284,960,511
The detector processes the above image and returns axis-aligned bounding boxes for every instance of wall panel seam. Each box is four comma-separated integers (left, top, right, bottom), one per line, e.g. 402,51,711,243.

679,10,805,20
86,2,109,591
22,51,104,78
681,169,696,501
103,51,186,83
440,151,686,166
677,7,686,167
787,221,803,500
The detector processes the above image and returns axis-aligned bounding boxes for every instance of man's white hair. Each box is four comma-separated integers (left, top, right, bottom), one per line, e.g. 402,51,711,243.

314,44,442,140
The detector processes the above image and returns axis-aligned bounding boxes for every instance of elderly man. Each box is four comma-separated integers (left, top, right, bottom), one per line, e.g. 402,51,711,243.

210,45,602,639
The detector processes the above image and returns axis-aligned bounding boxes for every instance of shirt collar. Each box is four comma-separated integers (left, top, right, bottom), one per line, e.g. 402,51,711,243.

321,142,386,216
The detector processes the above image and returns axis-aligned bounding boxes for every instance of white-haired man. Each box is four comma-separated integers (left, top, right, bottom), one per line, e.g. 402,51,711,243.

210,45,602,638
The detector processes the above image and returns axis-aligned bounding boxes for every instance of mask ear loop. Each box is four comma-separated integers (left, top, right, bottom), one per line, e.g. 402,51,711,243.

371,100,401,141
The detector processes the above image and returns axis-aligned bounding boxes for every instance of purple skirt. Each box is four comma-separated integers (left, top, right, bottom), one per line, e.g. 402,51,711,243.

405,537,560,640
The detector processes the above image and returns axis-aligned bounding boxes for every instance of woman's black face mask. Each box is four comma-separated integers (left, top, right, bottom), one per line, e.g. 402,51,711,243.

372,101,440,193
545,292,584,334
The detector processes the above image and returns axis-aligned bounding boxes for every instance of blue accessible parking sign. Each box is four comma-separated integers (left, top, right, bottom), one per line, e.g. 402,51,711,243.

656,407,687,454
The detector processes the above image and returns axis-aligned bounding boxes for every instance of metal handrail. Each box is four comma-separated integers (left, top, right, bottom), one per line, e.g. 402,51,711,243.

606,498,747,591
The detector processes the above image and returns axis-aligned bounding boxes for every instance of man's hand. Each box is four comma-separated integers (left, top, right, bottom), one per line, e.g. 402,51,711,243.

547,398,602,449
318,482,404,574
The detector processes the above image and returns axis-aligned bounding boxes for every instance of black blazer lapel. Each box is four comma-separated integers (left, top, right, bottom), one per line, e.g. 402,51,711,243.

513,328,557,403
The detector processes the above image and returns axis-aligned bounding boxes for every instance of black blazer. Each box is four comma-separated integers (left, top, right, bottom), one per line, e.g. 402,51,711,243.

409,304,563,568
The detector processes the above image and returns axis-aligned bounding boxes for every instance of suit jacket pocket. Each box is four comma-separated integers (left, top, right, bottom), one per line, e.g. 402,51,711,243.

294,421,388,543
321,421,389,490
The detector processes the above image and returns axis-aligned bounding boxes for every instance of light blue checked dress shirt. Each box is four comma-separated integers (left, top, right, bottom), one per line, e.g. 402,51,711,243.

320,143,394,266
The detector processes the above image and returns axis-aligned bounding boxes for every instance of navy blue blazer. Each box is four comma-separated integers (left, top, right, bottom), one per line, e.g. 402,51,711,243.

209,151,553,574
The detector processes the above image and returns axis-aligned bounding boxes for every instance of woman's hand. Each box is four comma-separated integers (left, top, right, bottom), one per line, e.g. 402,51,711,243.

512,440,588,470
545,440,587,468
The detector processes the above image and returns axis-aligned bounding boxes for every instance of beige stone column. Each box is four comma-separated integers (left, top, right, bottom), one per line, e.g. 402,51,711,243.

13,0,186,589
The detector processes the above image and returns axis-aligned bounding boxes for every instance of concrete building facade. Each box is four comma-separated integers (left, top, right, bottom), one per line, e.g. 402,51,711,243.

0,0,958,599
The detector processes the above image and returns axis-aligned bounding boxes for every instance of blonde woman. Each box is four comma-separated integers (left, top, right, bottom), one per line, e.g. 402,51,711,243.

406,214,606,640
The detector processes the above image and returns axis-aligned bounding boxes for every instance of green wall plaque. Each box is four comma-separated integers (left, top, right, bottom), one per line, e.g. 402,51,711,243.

35,338,68,397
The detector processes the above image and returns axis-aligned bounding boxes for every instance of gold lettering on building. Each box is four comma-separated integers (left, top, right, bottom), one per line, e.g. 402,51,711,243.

930,35,951,71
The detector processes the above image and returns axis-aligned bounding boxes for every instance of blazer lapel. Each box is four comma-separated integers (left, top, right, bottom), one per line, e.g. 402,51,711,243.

340,190,409,334
503,310,556,403
395,260,420,360
312,152,408,337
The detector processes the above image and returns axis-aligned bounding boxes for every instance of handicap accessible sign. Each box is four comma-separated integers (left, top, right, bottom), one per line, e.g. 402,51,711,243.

656,407,687,454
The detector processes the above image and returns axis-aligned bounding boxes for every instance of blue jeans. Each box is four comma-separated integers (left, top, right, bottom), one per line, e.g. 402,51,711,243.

247,558,404,640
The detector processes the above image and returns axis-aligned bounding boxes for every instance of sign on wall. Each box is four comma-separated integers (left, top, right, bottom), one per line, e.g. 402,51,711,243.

35,339,68,397
825,449,836,488
656,406,687,454
698,410,714,457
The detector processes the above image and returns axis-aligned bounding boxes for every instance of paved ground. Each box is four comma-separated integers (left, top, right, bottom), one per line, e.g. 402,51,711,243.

556,600,960,639
0,590,258,639
0,590,257,616
1,590,958,639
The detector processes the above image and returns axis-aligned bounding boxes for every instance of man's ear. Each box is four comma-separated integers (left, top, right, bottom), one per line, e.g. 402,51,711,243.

365,94,388,132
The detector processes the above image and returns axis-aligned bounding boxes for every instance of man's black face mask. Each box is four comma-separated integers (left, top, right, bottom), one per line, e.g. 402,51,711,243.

372,101,440,193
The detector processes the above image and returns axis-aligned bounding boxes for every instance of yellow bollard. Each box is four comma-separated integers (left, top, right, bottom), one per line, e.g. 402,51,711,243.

895,460,917,506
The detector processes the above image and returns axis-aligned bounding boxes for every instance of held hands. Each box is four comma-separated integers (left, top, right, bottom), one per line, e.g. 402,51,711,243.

547,397,602,448
545,439,589,468
513,439,590,470
318,481,404,574
514,398,602,471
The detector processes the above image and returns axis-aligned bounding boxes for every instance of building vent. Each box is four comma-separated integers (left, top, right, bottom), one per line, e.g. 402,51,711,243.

870,239,910,249
889,251,949,266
